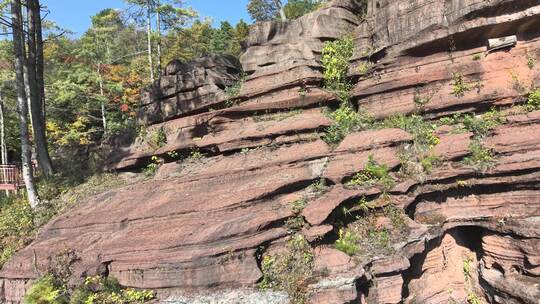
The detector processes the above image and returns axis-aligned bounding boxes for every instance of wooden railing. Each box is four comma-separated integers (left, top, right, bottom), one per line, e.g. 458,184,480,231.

0,165,23,191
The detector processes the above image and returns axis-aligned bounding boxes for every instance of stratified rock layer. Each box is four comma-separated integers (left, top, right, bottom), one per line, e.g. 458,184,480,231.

2,0,540,303
137,54,242,125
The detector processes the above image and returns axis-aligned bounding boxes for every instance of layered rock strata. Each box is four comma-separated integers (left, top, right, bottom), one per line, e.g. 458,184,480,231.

2,0,540,303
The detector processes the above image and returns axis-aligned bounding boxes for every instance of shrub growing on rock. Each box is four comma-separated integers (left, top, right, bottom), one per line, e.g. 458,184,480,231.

321,36,354,98
346,155,395,191
24,274,154,304
259,234,314,304
527,88,540,110
323,105,372,145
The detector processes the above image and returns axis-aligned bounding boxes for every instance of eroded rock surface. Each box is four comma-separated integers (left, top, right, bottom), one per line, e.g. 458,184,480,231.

2,0,540,303
138,54,242,125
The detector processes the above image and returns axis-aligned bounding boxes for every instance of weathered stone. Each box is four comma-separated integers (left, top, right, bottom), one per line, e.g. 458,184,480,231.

138,54,242,125
3,0,540,303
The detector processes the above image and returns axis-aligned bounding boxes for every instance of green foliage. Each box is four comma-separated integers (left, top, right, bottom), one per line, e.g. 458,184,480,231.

247,0,281,22
143,155,162,177
463,256,473,281
335,228,359,255
210,21,239,56
381,114,440,149
189,148,205,160
384,205,407,231
335,204,409,259
346,155,395,191
25,275,154,304
321,36,354,95
467,293,482,304
357,60,374,75
413,95,431,108
70,276,154,304
419,154,439,174
323,106,373,145
438,109,505,138
0,198,35,267
290,199,308,215
461,109,504,138
224,73,245,107
285,216,307,231
247,0,325,21
357,196,374,213
527,52,537,70
147,127,168,150
25,275,67,304
462,140,495,172
472,53,482,61
527,88,540,110
308,178,329,197
379,114,441,182
451,73,469,97
451,73,482,97
283,0,325,19
259,234,314,304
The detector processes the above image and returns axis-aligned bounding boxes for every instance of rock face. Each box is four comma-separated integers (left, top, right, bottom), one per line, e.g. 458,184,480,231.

137,54,243,125
2,0,540,303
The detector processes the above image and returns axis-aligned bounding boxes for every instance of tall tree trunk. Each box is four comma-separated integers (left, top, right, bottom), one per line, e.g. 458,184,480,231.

0,89,8,197
97,62,107,136
0,89,7,166
156,0,162,74
11,0,39,207
274,0,287,21
27,0,53,177
146,0,155,82
32,0,46,131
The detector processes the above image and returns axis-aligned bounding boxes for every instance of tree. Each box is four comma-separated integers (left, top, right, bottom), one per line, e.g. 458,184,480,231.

10,0,39,207
124,0,195,80
26,0,54,176
79,9,126,136
210,21,235,55
161,18,213,63
248,0,324,22
283,0,321,19
247,0,284,22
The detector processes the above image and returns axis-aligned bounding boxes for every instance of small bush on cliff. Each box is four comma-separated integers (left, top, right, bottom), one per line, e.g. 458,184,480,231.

462,140,495,172
334,204,409,259
461,109,505,138
381,114,440,149
259,234,314,304
346,155,395,191
379,114,441,182
146,127,168,150
451,73,482,97
527,52,537,70
323,105,373,145
224,73,245,107
321,36,354,98
25,275,67,304
25,275,154,304
527,88,540,110
335,228,359,255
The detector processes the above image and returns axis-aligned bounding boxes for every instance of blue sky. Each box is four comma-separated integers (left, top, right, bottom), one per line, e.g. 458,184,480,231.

42,0,251,36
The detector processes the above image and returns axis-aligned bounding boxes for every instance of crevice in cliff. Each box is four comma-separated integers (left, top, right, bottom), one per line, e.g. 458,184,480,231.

403,13,540,58
401,226,486,302
405,181,540,220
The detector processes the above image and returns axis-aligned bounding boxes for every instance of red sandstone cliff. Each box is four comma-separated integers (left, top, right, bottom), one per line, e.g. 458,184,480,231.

1,0,539,303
